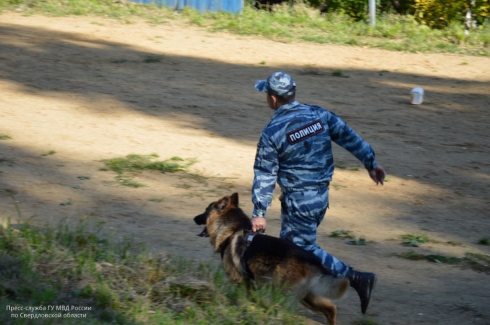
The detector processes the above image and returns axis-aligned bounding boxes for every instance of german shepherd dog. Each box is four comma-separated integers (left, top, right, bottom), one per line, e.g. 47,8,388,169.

194,193,349,325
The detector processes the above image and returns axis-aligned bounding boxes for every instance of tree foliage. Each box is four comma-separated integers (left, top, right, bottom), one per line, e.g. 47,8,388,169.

318,0,489,29
412,0,489,28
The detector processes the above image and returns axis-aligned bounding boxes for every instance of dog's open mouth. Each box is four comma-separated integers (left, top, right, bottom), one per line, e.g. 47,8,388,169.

196,227,209,237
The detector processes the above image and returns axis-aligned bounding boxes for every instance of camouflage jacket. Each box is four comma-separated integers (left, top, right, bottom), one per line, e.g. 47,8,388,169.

252,100,378,218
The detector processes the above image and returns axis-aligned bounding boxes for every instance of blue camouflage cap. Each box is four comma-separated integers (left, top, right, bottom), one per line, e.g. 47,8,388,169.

254,72,296,97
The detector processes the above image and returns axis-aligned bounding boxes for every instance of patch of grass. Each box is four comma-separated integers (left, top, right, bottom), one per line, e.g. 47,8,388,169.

0,219,306,324
121,179,146,188
100,154,196,187
148,197,164,202
353,318,382,325
41,150,56,156
331,229,369,246
446,240,462,246
464,252,490,273
332,70,344,77
329,229,354,239
396,251,461,264
0,134,11,140
334,161,360,170
143,55,162,63
425,254,462,264
477,237,489,245
396,250,424,260
346,237,367,245
102,154,194,173
401,233,429,247
396,251,489,274
331,183,347,190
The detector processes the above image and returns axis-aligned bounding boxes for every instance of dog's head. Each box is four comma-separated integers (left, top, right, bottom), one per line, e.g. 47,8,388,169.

193,192,240,237
194,193,250,252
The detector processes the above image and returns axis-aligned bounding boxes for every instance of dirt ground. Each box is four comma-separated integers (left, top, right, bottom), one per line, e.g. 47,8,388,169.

1,12,489,325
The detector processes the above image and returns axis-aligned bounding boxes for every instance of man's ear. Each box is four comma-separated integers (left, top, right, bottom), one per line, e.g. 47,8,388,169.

270,94,279,108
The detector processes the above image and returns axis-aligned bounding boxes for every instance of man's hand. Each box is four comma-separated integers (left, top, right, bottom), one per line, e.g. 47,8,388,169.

368,165,386,185
251,217,267,232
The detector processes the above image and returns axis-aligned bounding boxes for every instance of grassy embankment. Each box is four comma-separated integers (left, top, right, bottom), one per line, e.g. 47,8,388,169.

0,216,304,324
0,0,489,56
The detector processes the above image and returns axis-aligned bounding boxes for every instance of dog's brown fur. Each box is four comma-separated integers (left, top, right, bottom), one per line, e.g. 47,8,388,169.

194,193,349,325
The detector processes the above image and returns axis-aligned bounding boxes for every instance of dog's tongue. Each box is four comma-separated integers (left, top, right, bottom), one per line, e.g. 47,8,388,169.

196,227,209,237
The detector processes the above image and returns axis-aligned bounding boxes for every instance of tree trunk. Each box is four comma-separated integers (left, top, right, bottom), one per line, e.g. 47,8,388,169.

465,0,477,35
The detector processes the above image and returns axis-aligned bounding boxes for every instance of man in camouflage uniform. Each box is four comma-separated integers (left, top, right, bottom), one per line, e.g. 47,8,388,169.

251,71,386,314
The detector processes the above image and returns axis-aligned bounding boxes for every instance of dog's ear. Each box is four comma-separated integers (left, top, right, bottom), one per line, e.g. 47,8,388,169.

215,197,230,212
230,192,239,207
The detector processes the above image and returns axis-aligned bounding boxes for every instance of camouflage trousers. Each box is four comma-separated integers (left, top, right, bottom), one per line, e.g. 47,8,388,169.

279,187,350,277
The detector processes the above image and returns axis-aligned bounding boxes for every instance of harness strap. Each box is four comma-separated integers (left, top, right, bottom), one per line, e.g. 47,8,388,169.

241,230,265,280
246,231,262,247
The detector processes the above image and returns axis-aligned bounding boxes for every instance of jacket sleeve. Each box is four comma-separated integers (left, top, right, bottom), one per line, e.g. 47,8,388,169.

327,112,377,171
251,132,279,218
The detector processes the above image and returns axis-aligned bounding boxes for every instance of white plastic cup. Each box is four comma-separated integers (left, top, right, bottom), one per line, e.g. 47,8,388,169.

410,88,424,105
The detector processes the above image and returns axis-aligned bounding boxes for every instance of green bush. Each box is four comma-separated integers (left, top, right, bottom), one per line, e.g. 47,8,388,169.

320,0,370,20
316,0,489,28
413,0,489,28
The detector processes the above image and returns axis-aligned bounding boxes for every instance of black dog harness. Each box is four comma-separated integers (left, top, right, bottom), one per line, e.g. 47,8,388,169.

245,229,264,247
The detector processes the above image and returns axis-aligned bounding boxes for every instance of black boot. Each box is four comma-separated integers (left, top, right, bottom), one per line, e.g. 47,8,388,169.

346,269,377,314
